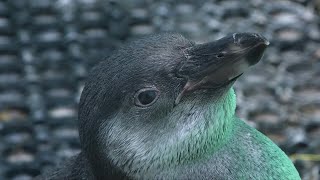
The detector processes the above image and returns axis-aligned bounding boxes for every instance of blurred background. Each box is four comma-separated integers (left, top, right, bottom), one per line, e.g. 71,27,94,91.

0,0,319,179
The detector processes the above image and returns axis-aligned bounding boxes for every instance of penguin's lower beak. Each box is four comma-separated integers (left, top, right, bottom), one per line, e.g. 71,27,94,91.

175,33,269,104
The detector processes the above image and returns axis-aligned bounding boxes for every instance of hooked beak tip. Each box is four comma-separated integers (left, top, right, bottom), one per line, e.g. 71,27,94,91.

233,33,270,47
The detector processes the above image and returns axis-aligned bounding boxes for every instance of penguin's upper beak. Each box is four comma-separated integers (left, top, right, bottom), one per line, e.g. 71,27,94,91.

175,33,269,103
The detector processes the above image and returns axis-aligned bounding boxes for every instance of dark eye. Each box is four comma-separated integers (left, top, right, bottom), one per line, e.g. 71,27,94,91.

134,88,160,107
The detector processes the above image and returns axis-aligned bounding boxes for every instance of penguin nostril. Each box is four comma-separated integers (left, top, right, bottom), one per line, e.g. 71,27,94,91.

216,52,225,58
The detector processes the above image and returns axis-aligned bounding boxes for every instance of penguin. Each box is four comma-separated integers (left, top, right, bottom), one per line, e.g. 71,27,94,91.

36,33,301,180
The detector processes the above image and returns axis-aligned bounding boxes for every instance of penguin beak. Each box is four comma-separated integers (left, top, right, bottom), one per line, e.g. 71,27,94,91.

175,33,269,104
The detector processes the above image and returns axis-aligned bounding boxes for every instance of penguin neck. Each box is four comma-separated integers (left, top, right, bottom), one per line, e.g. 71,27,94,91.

201,88,236,150
144,88,237,171
173,88,237,162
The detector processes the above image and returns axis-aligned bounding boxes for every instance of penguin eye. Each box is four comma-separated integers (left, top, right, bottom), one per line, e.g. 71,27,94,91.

134,88,160,107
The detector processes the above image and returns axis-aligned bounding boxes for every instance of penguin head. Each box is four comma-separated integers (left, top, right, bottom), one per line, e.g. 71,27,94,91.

78,33,268,177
